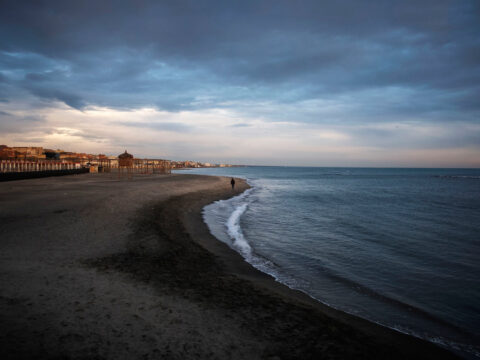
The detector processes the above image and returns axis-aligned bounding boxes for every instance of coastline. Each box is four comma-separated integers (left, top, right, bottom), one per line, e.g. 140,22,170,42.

0,173,459,359
157,178,461,359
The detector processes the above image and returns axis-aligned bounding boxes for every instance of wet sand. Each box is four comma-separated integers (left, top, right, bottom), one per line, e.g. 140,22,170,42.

0,173,459,359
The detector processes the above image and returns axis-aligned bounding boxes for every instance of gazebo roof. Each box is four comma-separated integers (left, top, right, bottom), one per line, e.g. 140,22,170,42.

118,150,133,159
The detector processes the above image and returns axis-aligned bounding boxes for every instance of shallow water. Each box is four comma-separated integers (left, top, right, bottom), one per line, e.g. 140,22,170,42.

175,167,480,358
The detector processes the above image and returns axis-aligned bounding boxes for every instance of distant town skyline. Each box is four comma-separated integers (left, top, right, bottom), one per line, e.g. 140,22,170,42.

0,144,234,169
1,1,479,167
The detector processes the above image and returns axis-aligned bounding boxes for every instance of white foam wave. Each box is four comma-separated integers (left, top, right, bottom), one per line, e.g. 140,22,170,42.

226,203,252,257
215,188,311,292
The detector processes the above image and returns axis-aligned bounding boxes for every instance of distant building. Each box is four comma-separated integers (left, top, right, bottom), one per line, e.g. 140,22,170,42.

59,152,75,159
11,146,44,158
0,145,45,160
118,150,134,167
107,155,118,167
0,145,16,160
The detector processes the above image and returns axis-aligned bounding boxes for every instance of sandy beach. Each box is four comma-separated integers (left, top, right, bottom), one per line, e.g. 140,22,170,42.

0,173,459,359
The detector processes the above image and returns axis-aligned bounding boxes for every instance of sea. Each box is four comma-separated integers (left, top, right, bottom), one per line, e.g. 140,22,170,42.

174,167,480,358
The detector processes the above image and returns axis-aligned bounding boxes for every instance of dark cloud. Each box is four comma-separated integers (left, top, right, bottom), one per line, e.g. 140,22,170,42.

0,0,478,124
26,86,87,110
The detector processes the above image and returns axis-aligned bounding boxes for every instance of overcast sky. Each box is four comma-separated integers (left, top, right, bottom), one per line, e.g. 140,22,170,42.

0,0,479,166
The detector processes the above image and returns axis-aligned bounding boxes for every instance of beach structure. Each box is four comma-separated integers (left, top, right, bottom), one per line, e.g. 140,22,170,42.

0,159,88,181
117,151,172,178
118,150,134,179
0,145,173,179
0,160,78,173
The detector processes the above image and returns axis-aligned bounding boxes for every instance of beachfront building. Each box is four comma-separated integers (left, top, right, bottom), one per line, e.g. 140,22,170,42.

0,146,46,160
0,144,210,176
118,150,134,178
0,145,16,160
11,147,46,159
107,156,118,168
118,150,134,167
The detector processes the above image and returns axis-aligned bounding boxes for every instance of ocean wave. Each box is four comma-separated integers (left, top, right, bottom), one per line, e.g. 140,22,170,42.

434,175,480,179
226,203,251,257
203,185,312,292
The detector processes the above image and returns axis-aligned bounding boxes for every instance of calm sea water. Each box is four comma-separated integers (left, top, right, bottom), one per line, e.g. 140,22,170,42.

174,167,480,358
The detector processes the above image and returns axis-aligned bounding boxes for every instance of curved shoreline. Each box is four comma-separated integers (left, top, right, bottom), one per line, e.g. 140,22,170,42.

0,173,461,359
138,176,459,359
200,179,476,358
178,180,464,359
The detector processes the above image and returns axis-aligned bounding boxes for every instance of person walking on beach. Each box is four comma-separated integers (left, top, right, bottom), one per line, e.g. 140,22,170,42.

231,178,235,189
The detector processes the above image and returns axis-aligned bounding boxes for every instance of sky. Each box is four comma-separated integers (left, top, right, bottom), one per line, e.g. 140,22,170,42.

0,0,479,167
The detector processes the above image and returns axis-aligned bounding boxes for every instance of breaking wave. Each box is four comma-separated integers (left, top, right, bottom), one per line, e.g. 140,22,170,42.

226,203,251,257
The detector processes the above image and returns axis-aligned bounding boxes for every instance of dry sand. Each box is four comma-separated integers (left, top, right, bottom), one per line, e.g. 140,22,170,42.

0,173,459,359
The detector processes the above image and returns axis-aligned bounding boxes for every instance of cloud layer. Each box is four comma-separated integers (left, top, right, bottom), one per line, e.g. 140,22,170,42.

0,0,479,166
